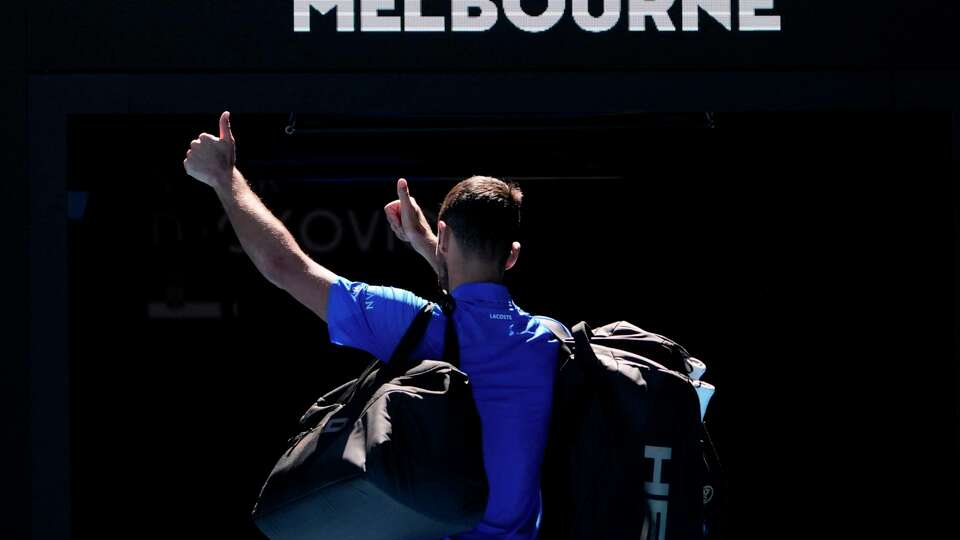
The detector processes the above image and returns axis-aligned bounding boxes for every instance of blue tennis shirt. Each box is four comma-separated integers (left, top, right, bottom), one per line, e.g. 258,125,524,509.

326,275,560,540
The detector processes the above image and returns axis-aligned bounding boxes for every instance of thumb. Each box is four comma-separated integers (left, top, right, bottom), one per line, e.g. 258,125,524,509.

397,178,412,205
219,111,234,142
398,178,419,216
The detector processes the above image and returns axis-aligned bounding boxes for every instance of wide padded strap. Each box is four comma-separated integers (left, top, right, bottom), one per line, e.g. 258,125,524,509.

534,316,573,340
388,302,437,365
377,301,442,384
572,321,611,387
339,302,437,407
382,296,459,382
534,316,574,368
440,296,460,368
571,321,595,360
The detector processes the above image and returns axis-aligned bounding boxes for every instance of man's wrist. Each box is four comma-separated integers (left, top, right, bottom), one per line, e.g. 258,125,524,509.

211,167,241,196
413,236,441,274
413,235,437,257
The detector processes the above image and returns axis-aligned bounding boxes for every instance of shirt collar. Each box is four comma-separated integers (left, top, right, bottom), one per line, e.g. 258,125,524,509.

450,281,512,303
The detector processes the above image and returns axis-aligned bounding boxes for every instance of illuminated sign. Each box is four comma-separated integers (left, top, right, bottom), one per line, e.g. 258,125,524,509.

293,0,781,33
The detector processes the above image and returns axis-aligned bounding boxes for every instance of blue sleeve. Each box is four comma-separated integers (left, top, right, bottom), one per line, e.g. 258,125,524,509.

325,276,431,363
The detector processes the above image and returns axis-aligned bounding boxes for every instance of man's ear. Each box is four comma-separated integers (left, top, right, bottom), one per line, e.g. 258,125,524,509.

437,220,450,255
504,241,521,272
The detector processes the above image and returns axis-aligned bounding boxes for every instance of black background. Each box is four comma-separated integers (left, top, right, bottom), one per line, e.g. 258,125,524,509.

68,111,953,539
2,1,959,539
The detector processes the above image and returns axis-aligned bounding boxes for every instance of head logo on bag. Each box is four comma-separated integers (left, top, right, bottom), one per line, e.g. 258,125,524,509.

644,445,673,540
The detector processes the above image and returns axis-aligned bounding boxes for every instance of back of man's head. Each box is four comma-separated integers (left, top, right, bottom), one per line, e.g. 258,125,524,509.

439,175,523,269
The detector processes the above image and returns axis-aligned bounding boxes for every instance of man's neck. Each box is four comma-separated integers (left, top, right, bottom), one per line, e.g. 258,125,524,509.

447,265,503,295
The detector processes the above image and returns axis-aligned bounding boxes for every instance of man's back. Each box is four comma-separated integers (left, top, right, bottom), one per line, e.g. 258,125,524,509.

326,277,559,540
181,116,557,539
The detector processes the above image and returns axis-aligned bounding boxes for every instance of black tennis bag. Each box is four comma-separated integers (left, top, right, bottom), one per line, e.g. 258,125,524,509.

537,320,724,540
252,301,489,540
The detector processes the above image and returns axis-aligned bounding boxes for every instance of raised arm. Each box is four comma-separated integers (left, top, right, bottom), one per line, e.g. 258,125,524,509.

183,111,337,321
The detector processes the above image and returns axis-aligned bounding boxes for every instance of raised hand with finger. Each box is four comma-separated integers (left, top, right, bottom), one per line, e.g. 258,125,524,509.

384,178,442,273
183,111,237,189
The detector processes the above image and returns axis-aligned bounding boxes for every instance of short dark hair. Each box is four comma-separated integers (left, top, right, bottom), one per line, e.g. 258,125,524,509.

438,175,523,267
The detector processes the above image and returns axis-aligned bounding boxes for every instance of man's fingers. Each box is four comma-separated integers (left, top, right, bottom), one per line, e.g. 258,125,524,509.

219,111,234,142
384,201,401,227
384,204,409,241
389,220,408,241
390,212,410,242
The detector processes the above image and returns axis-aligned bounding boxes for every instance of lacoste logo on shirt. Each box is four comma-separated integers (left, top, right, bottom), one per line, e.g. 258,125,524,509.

489,313,512,320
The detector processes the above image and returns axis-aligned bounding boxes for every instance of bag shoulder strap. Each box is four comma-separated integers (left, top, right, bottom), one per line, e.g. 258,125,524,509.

440,296,460,367
386,296,460,375
533,316,585,370
387,301,438,365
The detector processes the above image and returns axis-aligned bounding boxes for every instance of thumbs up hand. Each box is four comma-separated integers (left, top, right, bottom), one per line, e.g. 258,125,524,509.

184,111,237,188
385,178,436,252
385,178,442,274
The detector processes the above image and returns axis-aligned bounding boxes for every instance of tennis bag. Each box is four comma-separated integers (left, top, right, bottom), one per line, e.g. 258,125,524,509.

537,320,723,540
252,301,489,540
